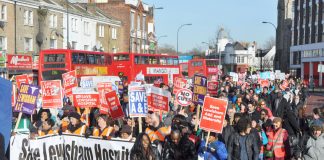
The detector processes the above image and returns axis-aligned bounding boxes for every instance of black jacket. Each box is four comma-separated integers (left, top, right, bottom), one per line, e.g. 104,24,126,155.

272,98,289,118
227,132,260,160
130,146,161,160
283,109,300,136
162,135,197,160
220,125,235,147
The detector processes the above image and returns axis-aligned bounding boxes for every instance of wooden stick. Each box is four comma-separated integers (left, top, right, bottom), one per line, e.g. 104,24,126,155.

85,108,89,126
195,105,201,131
205,131,210,147
10,75,15,82
138,117,143,133
14,112,22,131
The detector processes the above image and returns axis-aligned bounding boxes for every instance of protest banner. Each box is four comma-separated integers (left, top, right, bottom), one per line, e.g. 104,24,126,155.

144,84,153,111
15,74,30,89
229,72,238,82
260,72,271,80
97,82,113,114
173,77,188,94
72,87,99,108
105,91,124,119
128,85,148,117
260,80,270,88
150,86,170,112
207,81,218,95
41,80,63,108
176,88,193,106
14,83,40,115
199,96,228,133
193,75,207,105
0,77,12,152
10,134,134,160
62,70,77,97
80,76,121,88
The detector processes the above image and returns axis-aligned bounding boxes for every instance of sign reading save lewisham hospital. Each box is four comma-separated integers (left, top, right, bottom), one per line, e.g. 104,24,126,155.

199,97,228,133
10,134,134,160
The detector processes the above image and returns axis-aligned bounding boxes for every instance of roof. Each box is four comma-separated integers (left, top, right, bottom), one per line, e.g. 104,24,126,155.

233,42,247,50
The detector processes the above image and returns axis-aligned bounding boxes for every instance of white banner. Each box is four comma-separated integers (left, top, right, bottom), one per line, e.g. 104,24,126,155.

11,134,134,160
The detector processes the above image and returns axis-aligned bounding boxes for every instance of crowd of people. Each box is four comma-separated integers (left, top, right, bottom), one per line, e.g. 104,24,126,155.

7,73,324,160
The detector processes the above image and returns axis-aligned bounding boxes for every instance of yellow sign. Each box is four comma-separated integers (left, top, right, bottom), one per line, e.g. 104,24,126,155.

75,66,108,75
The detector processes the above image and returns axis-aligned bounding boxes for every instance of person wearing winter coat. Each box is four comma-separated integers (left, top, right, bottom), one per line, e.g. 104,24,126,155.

227,117,260,160
130,133,160,160
198,132,228,160
303,125,324,160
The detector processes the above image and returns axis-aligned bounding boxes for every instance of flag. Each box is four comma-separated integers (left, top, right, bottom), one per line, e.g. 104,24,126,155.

0,77,12,152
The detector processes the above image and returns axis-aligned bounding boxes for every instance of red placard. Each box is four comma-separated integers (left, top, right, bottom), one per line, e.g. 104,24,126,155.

97,82,113,114
73,94,99,108
260,80,270,88
207,81,218,95
15,74,31,89
62,70,77,97
176,88,192,106
199,97,228,133
150,86,170,112
7,54,32,69
173,77,188,94
41,80,63,108
105,91,124,119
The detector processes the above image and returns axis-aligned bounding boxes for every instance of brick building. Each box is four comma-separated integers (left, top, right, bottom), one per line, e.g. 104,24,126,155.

95,0,154,53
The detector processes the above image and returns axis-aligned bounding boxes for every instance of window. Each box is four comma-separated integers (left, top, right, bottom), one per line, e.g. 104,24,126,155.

236,56,244,63
44,54,65,62
137,14,141,31
142,15,146,32
50,39,57,49
84,45,89,50
0,36,6,50
206,60,218,67
72,41,77,49
24,10,33,25
98,25,104,37
86,54,95,64
149,57,158,64
130,11,135,31
114,55,129,61
84,21,89,35
191,61,203,66
24,38,32,51
49,14,57,28
112,47,117,53
112,27,117,39
71,18,77,32
0,5,6,21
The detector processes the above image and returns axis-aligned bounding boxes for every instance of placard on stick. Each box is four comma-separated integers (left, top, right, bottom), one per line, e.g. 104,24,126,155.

199,96,228,133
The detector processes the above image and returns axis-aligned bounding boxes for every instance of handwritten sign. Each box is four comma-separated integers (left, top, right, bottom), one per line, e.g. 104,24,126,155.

14,84,40,115
62,70,77,97
41,80,63,108
129,86,148,117
193,75,207,105
199,97,228,133
176,88,192,106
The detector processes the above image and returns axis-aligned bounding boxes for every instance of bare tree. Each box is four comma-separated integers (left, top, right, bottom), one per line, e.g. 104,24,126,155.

158,44,176,54
263,37,275,49
188,46,205,57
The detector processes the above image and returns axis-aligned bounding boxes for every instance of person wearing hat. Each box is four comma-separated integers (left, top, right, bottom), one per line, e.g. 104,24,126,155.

38,119,57,137
120,125,132,140
198,131,227,160
92,114,115,139
33,109,52,130
303,124,324,160
65,112,87,136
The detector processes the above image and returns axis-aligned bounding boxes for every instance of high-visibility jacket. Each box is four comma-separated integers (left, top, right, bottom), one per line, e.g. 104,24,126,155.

266,128,288,158
92,126,114,138
38,129,57,136
145,125,171,142
66,125,87,136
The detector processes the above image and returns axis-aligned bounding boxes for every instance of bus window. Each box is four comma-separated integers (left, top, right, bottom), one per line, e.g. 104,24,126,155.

149,57,158,64
141,56,149,64
167,58,174,65
135,56,140,64
206,60,218,67
79,53,86,64
106,55,112,64
95,55,101,64
87,54,95,64
173,58,179,65
114,55,129,61
44,54,65,62
56,54,65,62
192,61,203,66
160,57,166,65
72,53,79,64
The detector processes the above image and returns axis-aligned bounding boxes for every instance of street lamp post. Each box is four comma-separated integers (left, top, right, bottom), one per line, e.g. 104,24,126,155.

202,42,211,57
156,35,167,53
262,21,277,70
177,23,192,55
216,28,224,68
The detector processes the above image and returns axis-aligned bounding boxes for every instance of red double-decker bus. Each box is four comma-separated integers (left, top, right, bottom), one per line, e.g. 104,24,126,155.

188,59,219,79
110,53,180,85
38,49,112,83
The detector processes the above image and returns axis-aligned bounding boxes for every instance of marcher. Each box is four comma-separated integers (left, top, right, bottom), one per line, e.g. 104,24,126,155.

37,119,57,136
65,112,87,136
130,133,161,160
303,125,324,160
198,132,228,160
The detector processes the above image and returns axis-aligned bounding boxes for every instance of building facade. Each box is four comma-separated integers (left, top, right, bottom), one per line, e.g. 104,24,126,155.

96,0,154,53
290,0,324,86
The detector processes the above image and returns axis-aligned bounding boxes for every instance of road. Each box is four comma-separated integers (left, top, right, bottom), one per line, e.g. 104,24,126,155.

305,92,324,115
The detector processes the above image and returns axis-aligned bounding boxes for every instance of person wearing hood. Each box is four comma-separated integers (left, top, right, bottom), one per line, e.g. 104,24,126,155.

303,125,324,160
198,132,227,160
65,112,87,136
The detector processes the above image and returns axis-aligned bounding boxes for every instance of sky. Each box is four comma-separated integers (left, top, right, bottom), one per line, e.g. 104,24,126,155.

143,0,277,53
